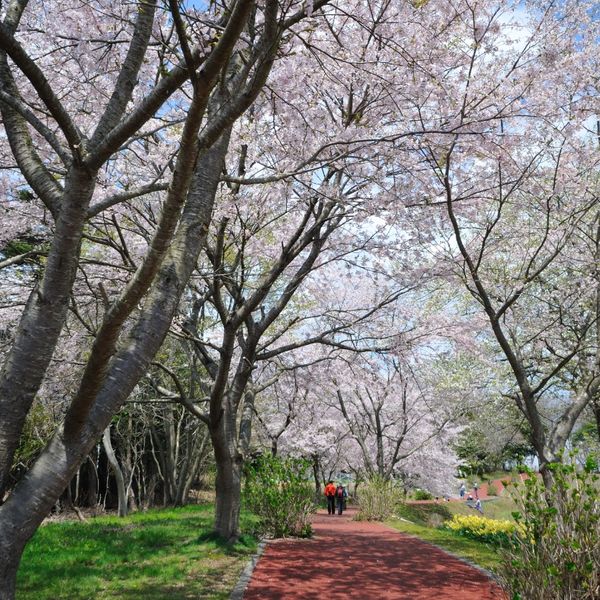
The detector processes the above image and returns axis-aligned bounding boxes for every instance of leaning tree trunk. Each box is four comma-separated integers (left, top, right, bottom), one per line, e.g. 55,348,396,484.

0,135,231,598
0,538,24,600
102,427,128,517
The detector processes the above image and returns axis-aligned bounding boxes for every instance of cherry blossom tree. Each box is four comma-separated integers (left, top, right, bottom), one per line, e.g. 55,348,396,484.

0,0,333,594
156,175,406,538
370,0,600,480
1,1,598,594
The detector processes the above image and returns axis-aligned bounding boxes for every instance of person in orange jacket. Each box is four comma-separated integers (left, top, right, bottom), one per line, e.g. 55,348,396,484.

324,481,336,515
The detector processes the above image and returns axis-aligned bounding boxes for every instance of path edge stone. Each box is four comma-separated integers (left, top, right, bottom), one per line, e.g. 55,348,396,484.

229,540,267,600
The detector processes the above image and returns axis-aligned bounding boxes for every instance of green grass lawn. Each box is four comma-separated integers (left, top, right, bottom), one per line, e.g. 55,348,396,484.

17,505,258,600
445,495,517,521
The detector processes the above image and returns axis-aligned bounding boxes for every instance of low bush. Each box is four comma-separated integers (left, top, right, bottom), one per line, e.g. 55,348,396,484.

498,457,600,600
486,483,499,496
243,454,315,538
413,489,434,501
356,475,404,521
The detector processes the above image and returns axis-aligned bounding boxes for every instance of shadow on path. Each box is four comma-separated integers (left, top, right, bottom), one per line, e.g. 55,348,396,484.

243,508,505,599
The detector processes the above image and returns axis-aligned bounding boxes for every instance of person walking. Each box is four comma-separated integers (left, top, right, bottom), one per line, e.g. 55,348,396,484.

459,483,466,499
473,482,479,499
324,481,336,515
335,484,347,515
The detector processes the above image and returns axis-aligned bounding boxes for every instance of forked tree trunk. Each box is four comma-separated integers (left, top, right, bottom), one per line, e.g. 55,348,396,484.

0,136,231,598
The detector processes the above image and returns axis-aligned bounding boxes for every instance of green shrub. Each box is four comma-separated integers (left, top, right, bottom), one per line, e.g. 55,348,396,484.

486,483,499,496
356,475,404,521
243,454,315,538
498,457,600,600
413,489,434,500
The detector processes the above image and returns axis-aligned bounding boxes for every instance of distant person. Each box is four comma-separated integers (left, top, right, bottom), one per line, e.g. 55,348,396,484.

475,498,483,513
466,494,474,508
324,481,336,515
335,484,348,515
459,483,466,499
473,482,479,499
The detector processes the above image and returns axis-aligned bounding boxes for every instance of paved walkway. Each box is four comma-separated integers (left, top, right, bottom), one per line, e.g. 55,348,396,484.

242,508,505,599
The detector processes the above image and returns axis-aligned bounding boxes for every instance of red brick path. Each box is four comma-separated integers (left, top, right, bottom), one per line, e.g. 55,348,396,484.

243,508,506,599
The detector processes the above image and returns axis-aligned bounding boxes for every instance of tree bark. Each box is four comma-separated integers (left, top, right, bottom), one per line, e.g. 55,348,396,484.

212,426,244,542
0,133,231,595
0,168,95,497
102,427,127,517
0,539,23,600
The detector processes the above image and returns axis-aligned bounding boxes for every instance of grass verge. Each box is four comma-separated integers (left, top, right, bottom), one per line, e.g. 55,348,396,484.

387,503,502,572
386,519,501,572
17,504,258,600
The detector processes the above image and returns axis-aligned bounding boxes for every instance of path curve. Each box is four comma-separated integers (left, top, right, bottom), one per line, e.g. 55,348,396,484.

242,508,505,599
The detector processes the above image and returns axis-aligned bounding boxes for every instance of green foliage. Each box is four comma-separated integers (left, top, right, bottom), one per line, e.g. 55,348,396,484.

3,239,36,257
498,458,600,600
413,489,434,500
12,403,54,482
573,420,600,465
243,454,315,538
455,429,532,477
17,189,35,202
394,502,452,527
17,505,257,600
355,475,404,521
486,483,499,496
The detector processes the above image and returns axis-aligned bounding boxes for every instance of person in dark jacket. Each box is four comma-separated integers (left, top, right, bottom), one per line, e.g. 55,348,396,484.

335,484,348,515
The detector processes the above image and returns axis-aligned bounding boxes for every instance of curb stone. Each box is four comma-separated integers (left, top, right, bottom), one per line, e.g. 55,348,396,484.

229,540,267,600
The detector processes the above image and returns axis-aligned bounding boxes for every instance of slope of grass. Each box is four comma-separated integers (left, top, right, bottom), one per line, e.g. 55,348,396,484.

445,495,517,521
394,502,453,527
17,505,258,600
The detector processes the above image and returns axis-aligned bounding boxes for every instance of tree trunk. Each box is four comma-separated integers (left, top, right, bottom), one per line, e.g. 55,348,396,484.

211,387,246,542
102,427,127,517
0,134,232,596
592,399,600,444
312,454,321,497
0,536,24,600
213,449,243,543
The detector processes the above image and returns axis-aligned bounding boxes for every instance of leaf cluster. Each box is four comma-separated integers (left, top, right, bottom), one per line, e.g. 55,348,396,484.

498,458,600,600
243,454,315,538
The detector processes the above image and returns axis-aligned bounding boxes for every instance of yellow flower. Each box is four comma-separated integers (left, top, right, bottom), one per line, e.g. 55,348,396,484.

444,514,518,538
